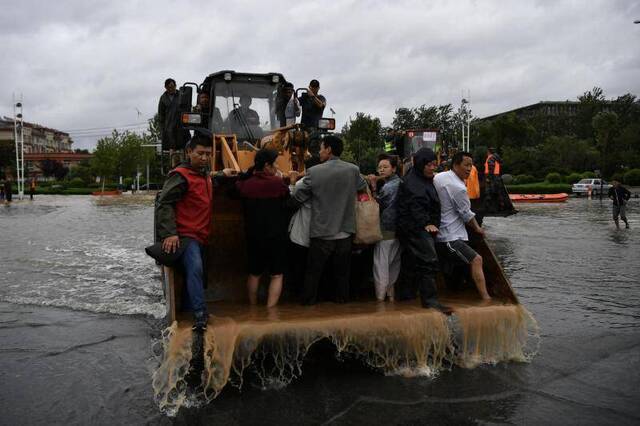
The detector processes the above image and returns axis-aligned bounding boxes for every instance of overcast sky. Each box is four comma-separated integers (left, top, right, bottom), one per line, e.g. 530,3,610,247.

1,0,639,150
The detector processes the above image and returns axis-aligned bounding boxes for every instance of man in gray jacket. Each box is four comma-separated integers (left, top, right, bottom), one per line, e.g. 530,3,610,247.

293,135,367,305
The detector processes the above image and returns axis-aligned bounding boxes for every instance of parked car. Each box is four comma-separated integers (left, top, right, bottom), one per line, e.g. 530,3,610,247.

139,183,161,191
571,178,612,196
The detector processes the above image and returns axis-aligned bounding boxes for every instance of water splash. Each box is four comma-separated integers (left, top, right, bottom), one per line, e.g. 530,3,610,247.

152,301,539,416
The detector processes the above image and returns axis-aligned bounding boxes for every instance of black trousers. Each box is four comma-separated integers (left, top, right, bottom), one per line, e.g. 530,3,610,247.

302,237,352,305
398,230,439,306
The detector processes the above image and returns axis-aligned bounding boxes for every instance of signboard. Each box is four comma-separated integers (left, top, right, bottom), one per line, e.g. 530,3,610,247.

423,131,437,142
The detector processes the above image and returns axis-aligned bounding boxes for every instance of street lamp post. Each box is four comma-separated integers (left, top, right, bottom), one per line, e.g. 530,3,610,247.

13,94,25,200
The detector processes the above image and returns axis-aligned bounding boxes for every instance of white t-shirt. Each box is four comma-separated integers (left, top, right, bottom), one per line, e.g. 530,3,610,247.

433,170,476,242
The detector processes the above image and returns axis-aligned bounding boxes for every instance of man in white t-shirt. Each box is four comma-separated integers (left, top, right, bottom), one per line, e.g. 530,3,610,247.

433,151,491,302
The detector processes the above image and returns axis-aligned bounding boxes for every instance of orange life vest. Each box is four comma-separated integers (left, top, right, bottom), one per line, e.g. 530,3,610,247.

484,154,501,175
465,165,480,199
172,166,213,244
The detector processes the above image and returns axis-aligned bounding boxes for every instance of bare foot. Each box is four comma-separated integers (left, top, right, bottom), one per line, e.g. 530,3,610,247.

478,297,493,306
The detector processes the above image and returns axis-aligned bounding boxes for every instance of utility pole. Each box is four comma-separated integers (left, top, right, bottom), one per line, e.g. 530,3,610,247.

460,91,471,152
13,94,25,200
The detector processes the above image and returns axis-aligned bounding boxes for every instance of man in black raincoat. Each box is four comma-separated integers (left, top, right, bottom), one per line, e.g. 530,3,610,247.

158,78,189,152
396,148,451,313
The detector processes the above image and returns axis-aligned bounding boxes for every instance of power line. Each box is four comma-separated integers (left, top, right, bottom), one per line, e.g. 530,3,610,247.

69,128,148,136
62,121,149,132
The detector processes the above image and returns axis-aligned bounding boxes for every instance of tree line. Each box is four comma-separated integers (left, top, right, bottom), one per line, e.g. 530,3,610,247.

340,87,640,184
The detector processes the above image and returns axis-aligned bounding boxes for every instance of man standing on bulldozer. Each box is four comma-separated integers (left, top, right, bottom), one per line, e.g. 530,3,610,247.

158,78,189,165
299,79,326,129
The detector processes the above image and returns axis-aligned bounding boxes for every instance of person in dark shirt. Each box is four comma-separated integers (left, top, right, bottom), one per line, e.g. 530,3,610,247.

299,79,326,128
608,180,631,229
396,148,451,313
157,78,189,153
235,149,291,307
229,94,262,140
275,82,300,127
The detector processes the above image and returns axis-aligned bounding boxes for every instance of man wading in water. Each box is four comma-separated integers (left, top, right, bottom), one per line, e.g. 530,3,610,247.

608,180,631,229
156,134,236,330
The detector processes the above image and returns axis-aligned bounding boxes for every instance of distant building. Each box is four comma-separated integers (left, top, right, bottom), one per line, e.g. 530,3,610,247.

0,116,73,153
0,117,91,178
477,100,612,123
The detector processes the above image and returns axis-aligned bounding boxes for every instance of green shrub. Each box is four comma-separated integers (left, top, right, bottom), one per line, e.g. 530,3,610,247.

68,177,85,188
581,171,596,179
545,172,563,183
610,172,624,183
564,172,583,184
624,169,640,186
514,174,536,184
506,183,572,194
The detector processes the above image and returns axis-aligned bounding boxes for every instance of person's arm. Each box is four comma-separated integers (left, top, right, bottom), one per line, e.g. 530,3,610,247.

156,173,188,252
157,95,166,126
293,172,312,204
356,170,368,192
624,187,631,201
308,90,326,108
450,187,484,236
294,97,301,117
608,187,615,200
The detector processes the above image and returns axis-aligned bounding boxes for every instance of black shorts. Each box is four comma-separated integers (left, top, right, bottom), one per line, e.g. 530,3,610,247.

247,237,287,276
438,240,478,265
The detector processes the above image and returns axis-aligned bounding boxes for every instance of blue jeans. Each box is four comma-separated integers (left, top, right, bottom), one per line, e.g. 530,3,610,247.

179,239,207,315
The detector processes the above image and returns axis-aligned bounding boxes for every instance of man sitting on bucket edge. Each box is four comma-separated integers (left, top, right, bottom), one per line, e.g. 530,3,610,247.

156,134,236,330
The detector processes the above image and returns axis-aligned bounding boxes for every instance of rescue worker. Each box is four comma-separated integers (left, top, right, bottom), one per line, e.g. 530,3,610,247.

483,147,504,213
156,134,236,330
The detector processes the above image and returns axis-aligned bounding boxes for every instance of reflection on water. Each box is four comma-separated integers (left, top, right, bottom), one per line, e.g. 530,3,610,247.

485,197,639,333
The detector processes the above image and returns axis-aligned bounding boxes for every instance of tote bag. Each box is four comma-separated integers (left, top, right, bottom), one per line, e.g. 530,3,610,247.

354,186,383,245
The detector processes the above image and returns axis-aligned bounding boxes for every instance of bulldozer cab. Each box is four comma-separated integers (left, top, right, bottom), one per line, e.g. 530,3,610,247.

179,71,285,145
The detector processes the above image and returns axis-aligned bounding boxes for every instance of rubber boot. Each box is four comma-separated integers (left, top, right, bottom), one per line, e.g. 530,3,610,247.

419,276,452,314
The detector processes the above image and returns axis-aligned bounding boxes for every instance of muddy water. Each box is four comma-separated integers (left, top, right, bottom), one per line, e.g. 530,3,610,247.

1,195,639,424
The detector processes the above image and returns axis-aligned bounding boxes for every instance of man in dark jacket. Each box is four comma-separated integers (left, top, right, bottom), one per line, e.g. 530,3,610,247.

396,148,450,312
158,78,189,153
293,135,367,305
156,134,236,329
608,180,631,228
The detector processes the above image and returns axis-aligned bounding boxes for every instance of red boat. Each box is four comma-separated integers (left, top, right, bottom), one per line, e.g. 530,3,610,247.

91,190,122,196
509,193,569,203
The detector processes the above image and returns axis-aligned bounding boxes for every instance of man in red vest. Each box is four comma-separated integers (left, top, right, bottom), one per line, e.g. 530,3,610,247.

156,134,235,330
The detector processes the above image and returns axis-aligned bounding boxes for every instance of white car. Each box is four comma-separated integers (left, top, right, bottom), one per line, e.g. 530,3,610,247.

571,178,612,196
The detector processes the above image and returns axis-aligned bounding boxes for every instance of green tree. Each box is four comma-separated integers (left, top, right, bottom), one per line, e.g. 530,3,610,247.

576,86,606,139
342,112,384,173
592,111,619,177
91,131,120,189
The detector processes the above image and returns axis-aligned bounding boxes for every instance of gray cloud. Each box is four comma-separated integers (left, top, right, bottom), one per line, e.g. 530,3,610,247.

1,0,639,149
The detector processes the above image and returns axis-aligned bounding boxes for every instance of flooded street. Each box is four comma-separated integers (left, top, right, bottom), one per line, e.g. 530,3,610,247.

1,195,639,425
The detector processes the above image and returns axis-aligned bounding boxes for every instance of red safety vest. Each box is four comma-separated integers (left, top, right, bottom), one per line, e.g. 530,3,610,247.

172,167,212,244
484,154,501,175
